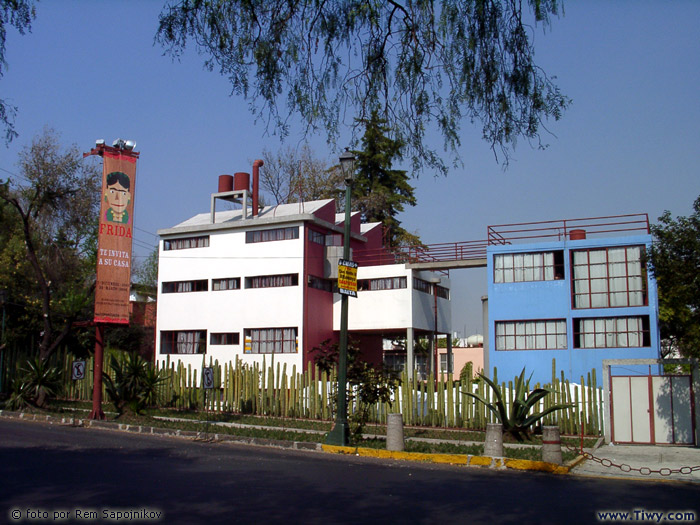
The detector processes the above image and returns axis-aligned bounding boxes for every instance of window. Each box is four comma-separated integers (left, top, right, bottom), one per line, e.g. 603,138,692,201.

495,320,567,351
212,278,240,291
162,280,208,293
494,251,564,283
325,234,342,246
413,277,432,294
308,275,334,292
439,353,454,373
435,285,450,300
246,226,299,243
210,332,240,345
572,246,646,309
358,277,407,291
163,236,209,251
160,330,207,354
244,327,298,354
574,316,650,349
245,273,299,288
309,230,325,245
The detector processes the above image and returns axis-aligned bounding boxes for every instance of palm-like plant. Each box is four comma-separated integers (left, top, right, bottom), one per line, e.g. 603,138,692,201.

463,368,573,442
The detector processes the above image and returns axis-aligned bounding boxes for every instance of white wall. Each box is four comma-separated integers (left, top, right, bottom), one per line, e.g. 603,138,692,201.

156,223,306,372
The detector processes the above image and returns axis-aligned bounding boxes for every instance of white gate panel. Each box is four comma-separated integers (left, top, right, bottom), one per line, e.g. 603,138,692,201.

652,376,693,445
611,376,632,442
630,376,651,443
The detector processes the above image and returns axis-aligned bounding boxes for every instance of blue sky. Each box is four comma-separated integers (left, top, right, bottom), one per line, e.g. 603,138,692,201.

1,1,699,336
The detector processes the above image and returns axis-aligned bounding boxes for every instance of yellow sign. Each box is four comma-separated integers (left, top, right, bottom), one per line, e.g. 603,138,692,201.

338,259,358,297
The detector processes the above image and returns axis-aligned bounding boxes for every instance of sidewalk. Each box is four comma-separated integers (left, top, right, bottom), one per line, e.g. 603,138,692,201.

571,443,700,483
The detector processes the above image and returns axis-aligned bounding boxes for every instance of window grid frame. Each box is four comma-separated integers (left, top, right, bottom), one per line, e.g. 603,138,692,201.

244,327,298,354
162,279,209,294
245,226,299,244
245,273,299,289
160,330,207,354
495,319,568,351
573,316,651,349
163,236,209,251
571,246,647,310
212,277,241,291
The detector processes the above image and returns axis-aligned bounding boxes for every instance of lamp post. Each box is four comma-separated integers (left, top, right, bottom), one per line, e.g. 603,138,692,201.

325,149,356,446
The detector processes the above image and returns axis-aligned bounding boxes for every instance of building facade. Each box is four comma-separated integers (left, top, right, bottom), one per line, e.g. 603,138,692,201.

155,171,450,375
486,217,660,385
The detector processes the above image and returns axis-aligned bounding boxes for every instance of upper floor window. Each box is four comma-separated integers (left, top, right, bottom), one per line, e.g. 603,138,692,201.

572,246,646,309
573,316,650,348
163,236,209,251
495,320,567,351
212,278,240,291
413,277,432,294
494,251,564,283
245,273,299,288
309,230,325,245
160,330,207,354
435,285,450,300
359,277,407,291
162,280,208,293
246,226,299,243
308,275,334,293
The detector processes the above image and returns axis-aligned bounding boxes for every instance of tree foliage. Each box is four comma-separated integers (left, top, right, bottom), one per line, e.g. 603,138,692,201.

0,0,36,144
157,0,569,174
260,144,340,205
0,128,100,359
351,110,418,247
649,196,700,359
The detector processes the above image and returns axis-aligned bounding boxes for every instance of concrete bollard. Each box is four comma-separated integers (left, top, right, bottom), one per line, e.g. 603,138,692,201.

542,425,563,465
386,413,405,451
484,423,503,457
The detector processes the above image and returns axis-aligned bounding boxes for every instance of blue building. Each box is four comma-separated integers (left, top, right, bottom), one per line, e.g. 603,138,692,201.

486,215,660,386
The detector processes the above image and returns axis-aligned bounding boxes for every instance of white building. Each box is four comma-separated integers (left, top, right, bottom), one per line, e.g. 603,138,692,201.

155,168,451,374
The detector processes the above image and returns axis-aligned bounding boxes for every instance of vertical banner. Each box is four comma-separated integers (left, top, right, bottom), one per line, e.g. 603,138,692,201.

94,147,138,324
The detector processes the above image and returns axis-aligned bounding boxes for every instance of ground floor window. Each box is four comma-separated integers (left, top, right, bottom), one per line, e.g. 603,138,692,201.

210,332,240,345
573,316,650,348
244,327,298,354
245,273,299,288
160,330,207,354
495,320,567,351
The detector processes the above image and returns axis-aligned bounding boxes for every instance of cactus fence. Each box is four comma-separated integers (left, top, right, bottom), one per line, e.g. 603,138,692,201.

1,347,604,436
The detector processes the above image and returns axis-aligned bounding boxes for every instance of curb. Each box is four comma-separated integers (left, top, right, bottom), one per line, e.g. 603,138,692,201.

0,410,577,474
321,443,578,474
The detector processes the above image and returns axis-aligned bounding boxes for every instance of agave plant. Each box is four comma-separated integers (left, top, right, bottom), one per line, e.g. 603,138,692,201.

463,368,573,442
7,357,63,410
104,352,169,415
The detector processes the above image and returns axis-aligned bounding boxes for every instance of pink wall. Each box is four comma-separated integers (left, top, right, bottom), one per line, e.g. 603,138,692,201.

438,346,484,381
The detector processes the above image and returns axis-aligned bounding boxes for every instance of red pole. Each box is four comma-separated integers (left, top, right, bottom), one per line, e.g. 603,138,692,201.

89,324,105,420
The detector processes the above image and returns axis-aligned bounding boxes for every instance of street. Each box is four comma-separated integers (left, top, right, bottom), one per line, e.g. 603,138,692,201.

1,418,698,524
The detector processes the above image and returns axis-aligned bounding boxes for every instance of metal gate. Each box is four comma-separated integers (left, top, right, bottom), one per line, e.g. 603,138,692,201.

610,373,695,445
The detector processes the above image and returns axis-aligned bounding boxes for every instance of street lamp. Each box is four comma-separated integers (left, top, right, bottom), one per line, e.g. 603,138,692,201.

325,148,356,446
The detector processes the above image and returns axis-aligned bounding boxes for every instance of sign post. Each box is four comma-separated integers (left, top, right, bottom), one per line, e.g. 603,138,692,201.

84,140,139,420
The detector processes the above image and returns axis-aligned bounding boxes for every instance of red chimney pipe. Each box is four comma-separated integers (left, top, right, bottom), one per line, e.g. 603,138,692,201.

252,159,264,217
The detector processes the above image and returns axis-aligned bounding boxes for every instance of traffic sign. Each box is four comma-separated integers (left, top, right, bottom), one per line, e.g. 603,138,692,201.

338,259,358,297
202,367,215,389
72,360,86,381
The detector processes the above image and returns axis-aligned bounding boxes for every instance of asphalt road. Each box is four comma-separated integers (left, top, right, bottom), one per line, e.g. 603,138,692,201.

1,419,698,525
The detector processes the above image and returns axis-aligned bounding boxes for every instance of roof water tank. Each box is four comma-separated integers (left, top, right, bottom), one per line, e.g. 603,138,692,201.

234,172,250,191
218,174,233,192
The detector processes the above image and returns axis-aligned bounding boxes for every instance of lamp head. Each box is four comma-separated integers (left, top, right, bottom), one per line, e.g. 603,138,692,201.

339,148,356,184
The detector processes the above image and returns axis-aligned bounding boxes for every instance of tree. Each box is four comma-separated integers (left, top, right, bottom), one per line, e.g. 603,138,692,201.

649,196,700,359
0,0,36,144
156,1,569,175
260,144,340,205
0,128,101,360
351,110,418,247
